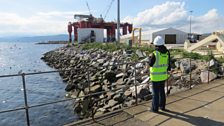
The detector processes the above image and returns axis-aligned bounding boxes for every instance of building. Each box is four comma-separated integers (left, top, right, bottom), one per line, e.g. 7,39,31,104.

152,28,188,44
77,28,105,43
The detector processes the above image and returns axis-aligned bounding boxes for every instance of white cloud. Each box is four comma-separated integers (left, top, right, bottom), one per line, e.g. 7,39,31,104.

123,1,224,34
184,9,224,33
0,11,87,36
123,1,187,27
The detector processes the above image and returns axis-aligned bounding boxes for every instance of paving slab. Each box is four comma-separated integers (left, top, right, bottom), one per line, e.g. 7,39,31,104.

188,90,224,102
134,111,159,121
209,85,224,93
175,88,206,98
124,105,148,115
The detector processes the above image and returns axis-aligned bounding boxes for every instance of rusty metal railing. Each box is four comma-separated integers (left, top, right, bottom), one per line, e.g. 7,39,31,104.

0,57,213,126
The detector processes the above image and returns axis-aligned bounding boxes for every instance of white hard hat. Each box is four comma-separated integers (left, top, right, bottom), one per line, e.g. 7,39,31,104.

153,36,164,46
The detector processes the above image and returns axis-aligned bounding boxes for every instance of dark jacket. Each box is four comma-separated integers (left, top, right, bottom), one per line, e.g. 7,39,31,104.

149,45,171,71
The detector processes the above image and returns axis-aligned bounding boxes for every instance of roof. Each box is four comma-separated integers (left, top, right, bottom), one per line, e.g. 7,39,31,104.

153,27,187,34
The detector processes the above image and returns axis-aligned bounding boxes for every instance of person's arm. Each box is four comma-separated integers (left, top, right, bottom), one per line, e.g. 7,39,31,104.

167,50,171,71
149,53,155,67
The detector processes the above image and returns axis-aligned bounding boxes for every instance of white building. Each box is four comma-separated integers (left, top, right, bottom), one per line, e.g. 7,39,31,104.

152,28,188,44
78,28,104,43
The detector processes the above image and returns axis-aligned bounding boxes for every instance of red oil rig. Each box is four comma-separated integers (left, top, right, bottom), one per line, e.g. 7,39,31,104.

67,14,132,42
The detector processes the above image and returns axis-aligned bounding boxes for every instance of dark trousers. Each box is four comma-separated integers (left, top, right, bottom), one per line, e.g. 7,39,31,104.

151,81,166,111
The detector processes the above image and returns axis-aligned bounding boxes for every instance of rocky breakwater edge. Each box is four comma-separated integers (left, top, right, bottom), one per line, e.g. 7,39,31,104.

41,46,224,119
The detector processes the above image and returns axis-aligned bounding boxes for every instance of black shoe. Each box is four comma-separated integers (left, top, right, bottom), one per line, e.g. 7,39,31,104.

148,109,159,113
161,108,170,112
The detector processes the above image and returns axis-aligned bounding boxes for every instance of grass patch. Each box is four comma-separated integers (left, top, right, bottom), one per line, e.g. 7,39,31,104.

170,49,214,61
79,43,218,62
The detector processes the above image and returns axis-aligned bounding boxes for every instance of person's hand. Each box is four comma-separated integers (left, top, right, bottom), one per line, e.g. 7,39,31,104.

168,69,175,74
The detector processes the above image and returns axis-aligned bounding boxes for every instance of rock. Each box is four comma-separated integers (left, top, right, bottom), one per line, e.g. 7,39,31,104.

124,90,132,97
111,105,120,111
173,54,183,59
105,72,117,83
97,59,105,64
65,84,76,91
136,63,143,68
103,61,109,67
108,99,118,107
116,78,124,85
74,103,82,114
141,77,150,84
90,85,102,92
136,50,144,58
143,52,146,57
130,84,149,97
208,59,215,67
124,100,136,107
138,88,151,100
113,94,124,103
106,92,116,100
70,59,75,64
200,71,217,83
175,61,181,68
95,111,104,116
180,59,196,73
97,108,106,112
116,73,124,78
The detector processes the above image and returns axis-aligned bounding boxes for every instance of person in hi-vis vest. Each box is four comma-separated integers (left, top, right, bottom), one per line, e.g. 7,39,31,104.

149,36,171,112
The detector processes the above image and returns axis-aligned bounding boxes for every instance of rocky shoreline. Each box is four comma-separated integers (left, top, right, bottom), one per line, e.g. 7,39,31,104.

41,45,224,119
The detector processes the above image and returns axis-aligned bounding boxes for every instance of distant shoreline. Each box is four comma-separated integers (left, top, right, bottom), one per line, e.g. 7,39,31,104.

36,41,68,44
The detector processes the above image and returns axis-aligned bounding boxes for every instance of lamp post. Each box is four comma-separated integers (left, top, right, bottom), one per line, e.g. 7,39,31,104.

189,10,193,40
117,0,120,44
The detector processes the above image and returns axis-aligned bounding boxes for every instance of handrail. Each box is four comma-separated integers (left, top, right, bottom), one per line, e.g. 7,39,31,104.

0,58,212,126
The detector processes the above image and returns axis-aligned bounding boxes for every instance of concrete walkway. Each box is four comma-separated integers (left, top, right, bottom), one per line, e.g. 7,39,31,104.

66,79,224,126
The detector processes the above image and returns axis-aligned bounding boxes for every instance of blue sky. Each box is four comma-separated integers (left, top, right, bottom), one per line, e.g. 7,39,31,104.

0,0,223,36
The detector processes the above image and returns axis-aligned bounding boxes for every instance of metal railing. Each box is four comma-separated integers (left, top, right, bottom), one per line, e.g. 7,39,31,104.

0,58,214,126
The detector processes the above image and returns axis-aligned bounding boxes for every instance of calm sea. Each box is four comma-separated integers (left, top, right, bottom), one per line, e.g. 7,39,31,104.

0,42,77,126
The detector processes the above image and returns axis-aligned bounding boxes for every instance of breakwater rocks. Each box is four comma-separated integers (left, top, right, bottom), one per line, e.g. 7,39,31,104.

41,46,223,119
42,46,151,118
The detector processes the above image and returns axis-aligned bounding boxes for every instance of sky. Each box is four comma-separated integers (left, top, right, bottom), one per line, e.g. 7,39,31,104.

0,0,223,37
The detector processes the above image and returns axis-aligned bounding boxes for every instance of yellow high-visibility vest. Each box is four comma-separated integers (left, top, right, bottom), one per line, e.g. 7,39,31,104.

150,51,168,82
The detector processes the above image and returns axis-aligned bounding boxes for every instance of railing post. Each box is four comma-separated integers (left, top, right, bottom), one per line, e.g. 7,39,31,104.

21,73,30,126
189,58,192,89
208,60,210,84
87,63,91,93
166,79,169,96
134,61,138,105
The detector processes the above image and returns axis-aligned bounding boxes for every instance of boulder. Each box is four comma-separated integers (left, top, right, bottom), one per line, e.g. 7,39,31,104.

124,90,132,97
105,72,117,83
116,73,124,78
141,77,150,84
130,84,149,97
107,99,118,107
200,71,217,83
208,59,216,67
111,105,120,111
124,100,136,107
136,50,144,58
175,61,181,68
135,63,143,68
97,59,105,64
90,85,102,92
180,59,196,73
138,88,151,100
65,84,76,92
113,94,124,103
